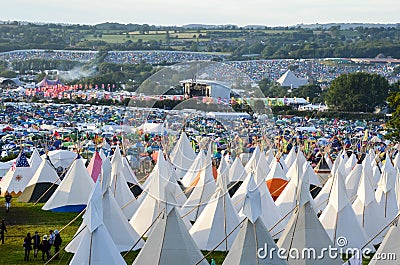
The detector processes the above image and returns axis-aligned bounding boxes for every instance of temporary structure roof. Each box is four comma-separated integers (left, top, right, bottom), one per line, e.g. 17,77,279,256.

352,160,385,244
277,187,343,265
375,157,399,226
110,146,137,218
181,149,218,222
28,148,43,172
277,70,308,88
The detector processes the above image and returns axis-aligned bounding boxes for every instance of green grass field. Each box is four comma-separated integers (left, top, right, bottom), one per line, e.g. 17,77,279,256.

0,197,375,264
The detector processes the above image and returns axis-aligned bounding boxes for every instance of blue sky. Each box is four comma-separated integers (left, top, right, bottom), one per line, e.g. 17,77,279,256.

3,0,399,26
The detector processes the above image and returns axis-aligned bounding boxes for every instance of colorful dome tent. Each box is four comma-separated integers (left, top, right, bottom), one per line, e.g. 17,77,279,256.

18,156,61,203
42,157,94,212
0,152,33,196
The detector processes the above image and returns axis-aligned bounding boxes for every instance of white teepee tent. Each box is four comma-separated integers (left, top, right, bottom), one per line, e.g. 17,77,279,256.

223,174,289,265
375,157,399,225
28,148,42,172
345,160,363,202
352,159,385,244
277,174,343,265
66,180,126,265
181,149,218,222
169,132,197,180
0,152,33,196
110,146,137,218
129,151,187,237
369,218,400,265
133,186,209,265
42,158,94,212
319,167,372,252
189,171,240,251
19,156,60,203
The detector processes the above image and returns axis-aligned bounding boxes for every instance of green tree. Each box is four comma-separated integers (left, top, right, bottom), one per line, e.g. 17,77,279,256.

290,84,324,103
325,72,389,112
386,81,400,140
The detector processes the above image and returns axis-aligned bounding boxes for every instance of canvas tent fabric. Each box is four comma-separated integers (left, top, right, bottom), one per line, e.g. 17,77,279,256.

319,169,372,252
223,174,288,265
66,180,126,265
129,151,187,237
122,156,143,197
181,156,218,222
87,151,102,182
18,157,60,203
110,146,138,218
277,70,308,88
236,172,285,237
133,207,209,265
369,219,400,265
42,158,94,212
28,148,42,172
375,158,399,225
266,159,289,200
189,187,240,251
352,160,385,244
169,132,197,180
45,150,77,173
0,166,33,196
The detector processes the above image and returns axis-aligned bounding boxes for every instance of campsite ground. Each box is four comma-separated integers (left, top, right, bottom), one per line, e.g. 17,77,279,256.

0,198,372,264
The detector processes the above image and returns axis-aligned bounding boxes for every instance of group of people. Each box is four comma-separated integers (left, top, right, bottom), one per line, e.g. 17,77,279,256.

23,229,62,262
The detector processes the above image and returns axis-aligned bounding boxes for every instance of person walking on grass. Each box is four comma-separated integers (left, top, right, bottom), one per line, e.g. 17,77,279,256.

4,192,12,212
0,219,6,244
53,230,62,260
40,235,51,261
32,231,41,258
23,233,32,261
48,230,55,255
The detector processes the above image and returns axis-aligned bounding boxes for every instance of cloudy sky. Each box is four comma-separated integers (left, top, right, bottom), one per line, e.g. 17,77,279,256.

3,0,399,26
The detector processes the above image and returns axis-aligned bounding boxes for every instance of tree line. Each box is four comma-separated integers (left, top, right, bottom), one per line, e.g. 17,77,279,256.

0,22,399,59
